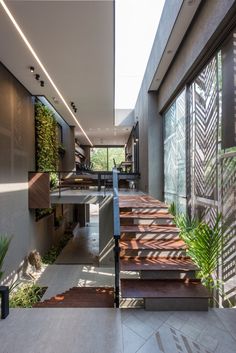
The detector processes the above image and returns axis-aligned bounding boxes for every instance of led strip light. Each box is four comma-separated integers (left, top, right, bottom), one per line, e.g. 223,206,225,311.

0,0,93,146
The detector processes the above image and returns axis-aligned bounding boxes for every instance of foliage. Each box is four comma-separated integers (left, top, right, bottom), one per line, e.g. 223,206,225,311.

42,232,72,264
177,213,223,291
50,172,59,189
35,102,59,172
0,234,11,281
9,283,45,308
175,213,200,240
90,147,125,171
168,202,177,217
35,208,54,221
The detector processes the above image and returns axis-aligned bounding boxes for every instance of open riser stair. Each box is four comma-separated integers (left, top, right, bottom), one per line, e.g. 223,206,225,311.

119,195,210,311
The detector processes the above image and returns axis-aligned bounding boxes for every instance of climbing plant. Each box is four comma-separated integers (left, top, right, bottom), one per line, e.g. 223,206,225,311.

35,102,59,172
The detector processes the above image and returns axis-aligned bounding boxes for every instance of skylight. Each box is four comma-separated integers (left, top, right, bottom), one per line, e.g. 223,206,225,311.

115,0,165,110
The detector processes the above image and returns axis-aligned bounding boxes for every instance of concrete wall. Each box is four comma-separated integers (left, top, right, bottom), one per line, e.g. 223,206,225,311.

158,0,236,111
134,0,183,197
0,63,54,282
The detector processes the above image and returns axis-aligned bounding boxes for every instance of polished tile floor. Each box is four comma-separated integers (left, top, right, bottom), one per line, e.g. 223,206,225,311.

55,220,99,265
1,308,235,353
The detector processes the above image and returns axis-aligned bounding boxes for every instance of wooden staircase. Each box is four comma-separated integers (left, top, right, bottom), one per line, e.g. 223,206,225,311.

119,195,210,311
33,287,114,308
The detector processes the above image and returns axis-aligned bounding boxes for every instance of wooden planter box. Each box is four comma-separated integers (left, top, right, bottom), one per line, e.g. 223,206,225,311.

28,172,50,209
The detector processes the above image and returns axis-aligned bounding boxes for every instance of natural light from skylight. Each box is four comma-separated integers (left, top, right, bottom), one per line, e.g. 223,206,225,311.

115,0,165,110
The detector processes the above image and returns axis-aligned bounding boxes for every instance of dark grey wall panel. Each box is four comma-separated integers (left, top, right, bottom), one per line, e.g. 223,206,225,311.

222,31,236,149
0,63,53,281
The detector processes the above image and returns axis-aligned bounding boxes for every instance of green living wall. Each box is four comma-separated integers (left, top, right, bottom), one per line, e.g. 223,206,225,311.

35,102,59,172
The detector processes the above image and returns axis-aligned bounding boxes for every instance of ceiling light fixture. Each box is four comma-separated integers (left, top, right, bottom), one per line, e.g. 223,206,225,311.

40,80,44,87
35,74,40,80
0,0,93,146
30,66,34,73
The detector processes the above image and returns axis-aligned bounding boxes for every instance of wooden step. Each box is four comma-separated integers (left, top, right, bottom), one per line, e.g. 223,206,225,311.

121,225,179,232
121,232,180,240
120,212,173,219
33,287,114,308
120,279,209,298
120,279,210,311
120,239,187,257
119,203,168,209
120,225,179,237
120,239,186,250
120,212,174,226
120,256,197,271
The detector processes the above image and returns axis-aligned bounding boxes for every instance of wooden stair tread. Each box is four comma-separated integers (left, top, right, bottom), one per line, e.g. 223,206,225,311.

121,225,179,233
120,279,210,298
33,287,114,308
119,203,168,209
120,239,187,250
120,212,173,219
120,256,198,271
121,233,180,240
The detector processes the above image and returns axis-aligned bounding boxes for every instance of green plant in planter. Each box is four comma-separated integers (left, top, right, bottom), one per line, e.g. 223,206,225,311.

9,283,45,308
0,234,11,282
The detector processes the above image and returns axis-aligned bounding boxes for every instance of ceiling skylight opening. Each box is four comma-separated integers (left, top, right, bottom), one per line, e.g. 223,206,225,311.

0,0,93,146
115,0,165,110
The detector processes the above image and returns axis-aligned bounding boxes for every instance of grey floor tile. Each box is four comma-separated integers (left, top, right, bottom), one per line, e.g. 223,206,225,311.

136,334,160,353
179,322,202,340
123,315,154,340
122,324,145,353
213,308,236,342
165,314,185,330
0,308,123,353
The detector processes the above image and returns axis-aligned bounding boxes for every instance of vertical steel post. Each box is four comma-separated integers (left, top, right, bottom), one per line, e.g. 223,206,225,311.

0,286,9,319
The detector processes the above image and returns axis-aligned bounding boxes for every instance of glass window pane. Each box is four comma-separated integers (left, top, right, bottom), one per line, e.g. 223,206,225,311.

108,147,125,171
164,90,186,213
90,148,108,171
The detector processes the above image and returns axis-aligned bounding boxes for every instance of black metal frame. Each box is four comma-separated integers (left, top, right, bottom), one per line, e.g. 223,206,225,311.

0,286,9,319
112,168,120,308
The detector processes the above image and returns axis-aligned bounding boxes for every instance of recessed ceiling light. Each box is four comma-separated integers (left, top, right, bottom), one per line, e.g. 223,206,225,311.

0,0,93,146
40,80,44,87
30,66,34,73
52,97,59,104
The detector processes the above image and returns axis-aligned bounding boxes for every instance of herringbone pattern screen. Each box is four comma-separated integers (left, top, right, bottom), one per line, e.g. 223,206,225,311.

189,51,236,306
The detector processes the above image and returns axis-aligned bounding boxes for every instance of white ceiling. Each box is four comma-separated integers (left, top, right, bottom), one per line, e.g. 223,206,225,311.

0,0,131,145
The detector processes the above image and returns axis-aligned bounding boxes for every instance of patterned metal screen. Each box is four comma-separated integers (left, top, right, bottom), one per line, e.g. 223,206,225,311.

189,50,236,306
164,90,186,213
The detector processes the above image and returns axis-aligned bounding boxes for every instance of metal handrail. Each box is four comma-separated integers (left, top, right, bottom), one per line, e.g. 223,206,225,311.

112,168,121,308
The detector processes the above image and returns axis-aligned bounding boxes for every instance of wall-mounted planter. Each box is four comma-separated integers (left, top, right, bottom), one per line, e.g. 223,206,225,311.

28,172,50,209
